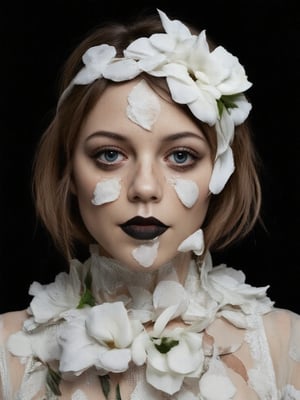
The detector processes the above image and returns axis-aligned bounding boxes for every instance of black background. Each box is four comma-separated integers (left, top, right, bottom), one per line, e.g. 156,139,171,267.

1,1,299,314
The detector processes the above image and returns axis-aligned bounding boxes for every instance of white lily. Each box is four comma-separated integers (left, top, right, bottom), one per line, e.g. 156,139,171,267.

25,259,83,329
132,327,204,395
201,258,274,317
58,303,143,375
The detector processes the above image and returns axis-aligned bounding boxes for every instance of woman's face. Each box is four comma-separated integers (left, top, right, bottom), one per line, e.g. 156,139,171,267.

72,79,213,272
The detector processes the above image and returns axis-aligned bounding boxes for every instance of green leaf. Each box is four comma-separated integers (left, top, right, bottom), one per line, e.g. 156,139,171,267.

77,288,96,308
99,375,111,399
217,94,239,118
153,337,179,354
46,364,62,396
77,269,96,308
116,383,122,400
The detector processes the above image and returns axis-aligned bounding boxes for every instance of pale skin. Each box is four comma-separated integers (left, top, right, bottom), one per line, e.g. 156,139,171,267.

72,79,213,283
0,80,252,399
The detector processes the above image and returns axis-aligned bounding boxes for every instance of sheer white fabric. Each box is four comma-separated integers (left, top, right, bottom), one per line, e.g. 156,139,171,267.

1,253,300,399
1,307,300,399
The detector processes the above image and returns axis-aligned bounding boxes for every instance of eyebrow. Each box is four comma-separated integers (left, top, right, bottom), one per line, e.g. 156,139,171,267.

162,132,206,142
85,130,206,142
86,131,127,142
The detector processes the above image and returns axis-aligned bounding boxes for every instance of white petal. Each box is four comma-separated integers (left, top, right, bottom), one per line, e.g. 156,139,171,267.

150,33,177,53
91,178,121,205
188,95,218,126
29,272,80,324
73,44,116,85
124,37,158,58
146,363,184,395
153,305,181,336
153,280,188,311
86,302,132,348
131,331,148,366
169,178,199,208
157,9,192,41
168,335,203,374
166,69,199,103
177,229,204,256
132,238,159,267
209,147,235,194
199,373,236,399
229,94,252,125
7,331,32,357
127,79,161,130
215,110,235,157
103,59,141,81
98,348,131,372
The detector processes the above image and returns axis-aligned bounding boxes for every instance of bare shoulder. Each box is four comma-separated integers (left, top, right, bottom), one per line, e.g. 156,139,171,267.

263,308,300,349
0,309,28,343
263,307,300,328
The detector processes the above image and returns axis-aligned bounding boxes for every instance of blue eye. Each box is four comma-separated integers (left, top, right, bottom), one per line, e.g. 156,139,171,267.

168,150,196,166
95,149,125,166
172,151,189,164
101,150,119,162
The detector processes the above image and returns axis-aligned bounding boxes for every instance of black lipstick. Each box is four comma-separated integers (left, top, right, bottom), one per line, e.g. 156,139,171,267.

120,216,169,240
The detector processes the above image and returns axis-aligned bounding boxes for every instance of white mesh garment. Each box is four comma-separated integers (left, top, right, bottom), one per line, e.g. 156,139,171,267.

0,253,299,399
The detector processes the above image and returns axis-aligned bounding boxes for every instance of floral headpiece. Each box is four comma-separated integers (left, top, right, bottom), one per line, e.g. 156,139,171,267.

59,9,252,194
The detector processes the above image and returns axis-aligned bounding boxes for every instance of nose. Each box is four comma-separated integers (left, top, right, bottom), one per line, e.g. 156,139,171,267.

127,158,163,203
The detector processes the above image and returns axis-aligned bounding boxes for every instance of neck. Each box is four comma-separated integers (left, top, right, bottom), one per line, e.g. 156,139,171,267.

172,252,193,285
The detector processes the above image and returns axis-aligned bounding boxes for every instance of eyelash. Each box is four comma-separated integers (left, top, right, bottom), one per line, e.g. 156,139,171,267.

92,147,126,169
91,146,200,170
165,147,200,170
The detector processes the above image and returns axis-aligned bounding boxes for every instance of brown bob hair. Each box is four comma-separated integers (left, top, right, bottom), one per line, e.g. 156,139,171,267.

32,13,261,260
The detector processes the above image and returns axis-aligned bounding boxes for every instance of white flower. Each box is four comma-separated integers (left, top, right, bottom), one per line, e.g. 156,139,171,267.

7,324,60,363
132,327,204,395
58,302,143,375
25,259,83,329
57,9,253,194
201,258,273,317
124,10,251,127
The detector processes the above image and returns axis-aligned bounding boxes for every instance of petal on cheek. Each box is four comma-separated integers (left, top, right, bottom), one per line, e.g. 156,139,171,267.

169,178,199,208
132,238,160,268
91,177,121,206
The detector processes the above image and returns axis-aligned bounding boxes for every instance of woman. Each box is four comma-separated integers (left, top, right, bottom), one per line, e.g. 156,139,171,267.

0,9,299,399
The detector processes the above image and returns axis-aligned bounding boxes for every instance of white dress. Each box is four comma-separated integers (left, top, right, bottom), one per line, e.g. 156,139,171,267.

0,249,300,399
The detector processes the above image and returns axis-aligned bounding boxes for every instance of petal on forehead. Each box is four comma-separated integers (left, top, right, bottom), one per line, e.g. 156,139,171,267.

126,79,161,131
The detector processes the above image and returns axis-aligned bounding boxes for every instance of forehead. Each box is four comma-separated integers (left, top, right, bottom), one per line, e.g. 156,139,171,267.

81,78,204,137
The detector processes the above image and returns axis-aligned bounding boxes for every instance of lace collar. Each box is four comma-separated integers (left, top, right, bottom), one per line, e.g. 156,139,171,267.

7,247,274,398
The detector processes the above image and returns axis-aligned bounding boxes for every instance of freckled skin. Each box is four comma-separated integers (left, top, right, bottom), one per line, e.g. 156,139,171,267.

72,79,213,276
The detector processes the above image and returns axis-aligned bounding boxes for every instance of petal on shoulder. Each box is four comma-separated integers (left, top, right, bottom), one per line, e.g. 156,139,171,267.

0,310,28,343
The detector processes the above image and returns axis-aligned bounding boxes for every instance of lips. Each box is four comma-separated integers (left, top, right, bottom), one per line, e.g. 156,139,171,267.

120,216,169,240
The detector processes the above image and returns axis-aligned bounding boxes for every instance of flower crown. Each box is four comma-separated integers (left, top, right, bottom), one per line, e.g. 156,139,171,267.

59,9,252,194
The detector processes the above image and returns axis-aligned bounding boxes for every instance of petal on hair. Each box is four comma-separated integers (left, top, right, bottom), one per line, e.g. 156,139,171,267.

103,59,141,81
209,147,235,194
